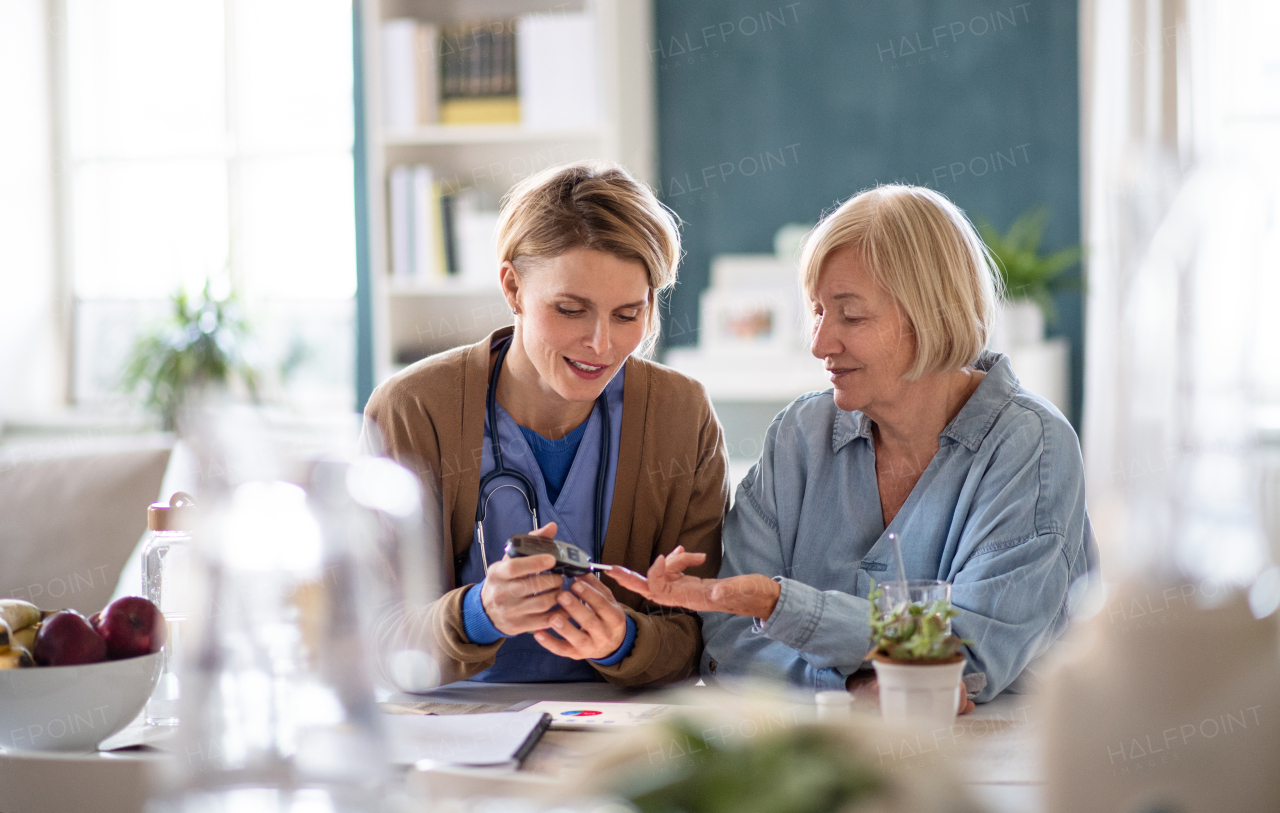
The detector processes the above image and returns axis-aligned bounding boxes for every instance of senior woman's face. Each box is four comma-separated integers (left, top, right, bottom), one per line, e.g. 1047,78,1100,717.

512,247,650,404
809,248,916,413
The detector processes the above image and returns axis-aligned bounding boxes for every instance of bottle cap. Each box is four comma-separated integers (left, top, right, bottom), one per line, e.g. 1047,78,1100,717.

148,492,195,531
815,690,853,705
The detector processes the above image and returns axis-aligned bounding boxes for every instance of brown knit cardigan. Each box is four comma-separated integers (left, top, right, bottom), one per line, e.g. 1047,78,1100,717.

361,327,728,687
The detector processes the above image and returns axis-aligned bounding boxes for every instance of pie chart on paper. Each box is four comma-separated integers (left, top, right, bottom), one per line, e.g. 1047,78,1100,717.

522,701,671,729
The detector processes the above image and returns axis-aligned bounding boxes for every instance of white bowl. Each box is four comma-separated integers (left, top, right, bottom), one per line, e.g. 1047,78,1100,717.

0,652,163,752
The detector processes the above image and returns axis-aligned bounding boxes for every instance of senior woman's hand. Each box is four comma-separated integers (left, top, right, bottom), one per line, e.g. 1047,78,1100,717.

608,546,783,620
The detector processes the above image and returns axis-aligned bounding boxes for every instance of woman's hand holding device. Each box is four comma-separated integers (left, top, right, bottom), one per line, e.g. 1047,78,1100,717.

482,522,630,658
533,573,630,661
479,523,567,636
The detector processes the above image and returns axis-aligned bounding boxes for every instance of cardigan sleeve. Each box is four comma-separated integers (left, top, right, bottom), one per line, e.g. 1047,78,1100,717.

362,380,508,686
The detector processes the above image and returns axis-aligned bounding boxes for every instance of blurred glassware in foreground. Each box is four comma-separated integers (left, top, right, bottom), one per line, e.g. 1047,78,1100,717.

148,406,441,813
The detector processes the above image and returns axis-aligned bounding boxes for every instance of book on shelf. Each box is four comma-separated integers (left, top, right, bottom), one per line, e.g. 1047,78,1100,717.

453,190,501,286
387,165,500,288
380,13,600,130
517,11,599,131
381,18,439,128
412,166,446,283
440,20,519,125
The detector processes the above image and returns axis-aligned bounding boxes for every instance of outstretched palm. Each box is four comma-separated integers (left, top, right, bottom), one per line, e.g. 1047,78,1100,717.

607,546,781,619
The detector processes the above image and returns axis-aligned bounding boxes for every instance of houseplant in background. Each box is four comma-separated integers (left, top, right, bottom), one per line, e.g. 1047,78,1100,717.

868,579,971,729
976,207,1081,347
120,280,260,431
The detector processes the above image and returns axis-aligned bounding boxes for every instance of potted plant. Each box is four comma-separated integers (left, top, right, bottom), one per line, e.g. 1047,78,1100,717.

867,579,972,729
976,207,1081,348
120,281,260,431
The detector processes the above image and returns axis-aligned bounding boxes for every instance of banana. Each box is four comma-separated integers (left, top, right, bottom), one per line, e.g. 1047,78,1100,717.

0,645,33,669
0,600,42,632
11,625,37,652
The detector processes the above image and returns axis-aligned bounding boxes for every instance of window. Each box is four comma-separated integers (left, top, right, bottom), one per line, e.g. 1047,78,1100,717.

66,0,357,410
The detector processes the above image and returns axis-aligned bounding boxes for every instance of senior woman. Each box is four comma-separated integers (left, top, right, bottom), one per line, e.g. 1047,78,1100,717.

362,161,728,687
611,184,1097,704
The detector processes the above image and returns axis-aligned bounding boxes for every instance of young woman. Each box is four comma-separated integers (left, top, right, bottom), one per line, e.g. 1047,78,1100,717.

612,184,1098,705
362,161,728,687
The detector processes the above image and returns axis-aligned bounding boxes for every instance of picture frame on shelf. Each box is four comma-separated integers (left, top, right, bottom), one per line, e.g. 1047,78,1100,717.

698,288,801,356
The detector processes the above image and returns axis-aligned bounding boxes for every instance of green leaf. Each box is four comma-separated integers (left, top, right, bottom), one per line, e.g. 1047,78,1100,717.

117,278,260,430
977,207,1082,326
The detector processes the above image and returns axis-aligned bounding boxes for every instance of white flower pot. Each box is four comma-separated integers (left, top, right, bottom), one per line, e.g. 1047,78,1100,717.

872,656,967,730
990,298,1045,352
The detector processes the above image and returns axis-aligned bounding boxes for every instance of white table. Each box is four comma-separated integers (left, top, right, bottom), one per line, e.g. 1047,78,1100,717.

0,684,1043,813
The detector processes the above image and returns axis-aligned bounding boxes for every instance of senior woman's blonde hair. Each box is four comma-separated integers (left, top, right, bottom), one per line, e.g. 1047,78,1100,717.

799,184,1002,380
496,160,681,355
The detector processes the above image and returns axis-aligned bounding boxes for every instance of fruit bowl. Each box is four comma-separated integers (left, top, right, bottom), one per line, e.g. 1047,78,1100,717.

0,651,163,752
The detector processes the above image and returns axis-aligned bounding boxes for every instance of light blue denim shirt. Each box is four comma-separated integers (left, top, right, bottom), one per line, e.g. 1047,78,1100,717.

700,353,1098,703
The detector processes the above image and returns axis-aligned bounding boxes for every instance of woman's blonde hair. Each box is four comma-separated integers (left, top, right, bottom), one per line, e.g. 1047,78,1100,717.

495,160,681,354
799,184,1002,379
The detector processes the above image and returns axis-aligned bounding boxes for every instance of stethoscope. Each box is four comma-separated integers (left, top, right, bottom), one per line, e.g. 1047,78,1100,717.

473,336,611,574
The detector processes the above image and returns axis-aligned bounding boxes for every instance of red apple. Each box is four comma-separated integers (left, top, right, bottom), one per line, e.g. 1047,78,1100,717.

97,596,166,660
34,611,107,666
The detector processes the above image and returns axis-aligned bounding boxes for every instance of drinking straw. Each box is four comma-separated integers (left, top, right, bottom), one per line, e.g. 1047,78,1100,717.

887,531,908,586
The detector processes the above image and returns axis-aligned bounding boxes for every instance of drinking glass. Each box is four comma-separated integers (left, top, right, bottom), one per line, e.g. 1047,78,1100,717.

876,580,953,635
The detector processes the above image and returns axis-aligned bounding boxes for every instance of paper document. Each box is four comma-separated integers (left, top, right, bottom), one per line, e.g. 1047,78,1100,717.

382,711,550,767
520,701,671,729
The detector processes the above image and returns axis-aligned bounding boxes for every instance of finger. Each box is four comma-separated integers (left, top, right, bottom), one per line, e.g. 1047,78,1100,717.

493,553,558,579
958,695,975,715
501,608,567,636
545,607,591,648
604,567,652,598
500,590,563,615
514,572,565,596
661,551,707,576
569,579,625,622
530,522,558,539
575,574,615,600
496,612,553,636
487,572,562,604
647,553,668,584
532,629,579,658
557,591,608,640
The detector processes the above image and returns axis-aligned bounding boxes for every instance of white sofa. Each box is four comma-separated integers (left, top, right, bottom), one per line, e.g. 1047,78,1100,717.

0,435,172,615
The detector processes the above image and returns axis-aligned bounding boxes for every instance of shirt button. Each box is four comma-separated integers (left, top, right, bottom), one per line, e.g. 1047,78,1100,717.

708,659,717,673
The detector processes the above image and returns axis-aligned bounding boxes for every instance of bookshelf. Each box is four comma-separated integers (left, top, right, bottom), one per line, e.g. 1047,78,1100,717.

358,0,656,384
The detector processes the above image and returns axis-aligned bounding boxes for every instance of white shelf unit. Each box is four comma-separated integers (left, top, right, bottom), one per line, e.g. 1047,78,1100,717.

359,0,656,384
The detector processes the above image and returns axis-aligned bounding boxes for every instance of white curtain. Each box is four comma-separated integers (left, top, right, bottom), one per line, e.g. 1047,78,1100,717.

1081,0,1280,582
0,0,65,417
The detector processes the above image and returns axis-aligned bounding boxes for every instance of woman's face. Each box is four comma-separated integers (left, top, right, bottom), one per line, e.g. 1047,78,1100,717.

505,247,651,404
809,247,916,414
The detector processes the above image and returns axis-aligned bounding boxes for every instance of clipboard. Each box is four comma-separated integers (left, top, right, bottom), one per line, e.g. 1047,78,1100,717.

382,711,552,768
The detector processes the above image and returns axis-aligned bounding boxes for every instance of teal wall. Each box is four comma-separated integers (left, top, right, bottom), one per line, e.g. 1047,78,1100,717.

654,0,1082,425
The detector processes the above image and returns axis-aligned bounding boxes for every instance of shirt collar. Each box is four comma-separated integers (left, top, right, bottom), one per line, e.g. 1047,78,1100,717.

830,352,1020,454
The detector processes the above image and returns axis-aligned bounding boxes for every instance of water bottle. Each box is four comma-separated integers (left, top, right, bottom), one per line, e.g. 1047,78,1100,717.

141,492,195,726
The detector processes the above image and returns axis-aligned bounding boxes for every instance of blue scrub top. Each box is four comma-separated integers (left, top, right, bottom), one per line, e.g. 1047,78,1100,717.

456,364,625,682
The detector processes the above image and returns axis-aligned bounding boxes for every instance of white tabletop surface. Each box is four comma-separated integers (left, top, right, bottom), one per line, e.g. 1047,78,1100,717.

0,683,1044,813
